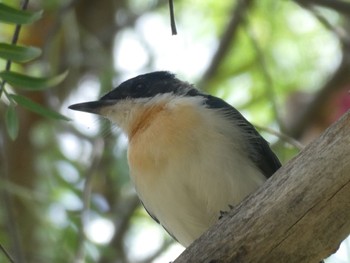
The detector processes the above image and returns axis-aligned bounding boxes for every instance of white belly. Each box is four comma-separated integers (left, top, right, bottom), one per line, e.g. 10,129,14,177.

127,99,266,247
130,154,265,247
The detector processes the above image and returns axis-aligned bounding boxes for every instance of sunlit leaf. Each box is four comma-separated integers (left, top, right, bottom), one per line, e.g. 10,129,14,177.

0,3,42,24
0,71,68,90
5,104,19,140
0,43,42,62
10,94,71,121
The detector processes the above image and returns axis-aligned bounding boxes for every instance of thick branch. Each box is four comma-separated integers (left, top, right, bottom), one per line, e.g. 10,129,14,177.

175,111,350,263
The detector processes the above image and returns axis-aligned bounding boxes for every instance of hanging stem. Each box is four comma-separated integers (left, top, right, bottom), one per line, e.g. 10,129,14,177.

169,0,177,35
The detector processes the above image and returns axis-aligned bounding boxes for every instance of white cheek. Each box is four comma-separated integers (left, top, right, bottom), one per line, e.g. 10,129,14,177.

108,110,130,130
108,106,147,136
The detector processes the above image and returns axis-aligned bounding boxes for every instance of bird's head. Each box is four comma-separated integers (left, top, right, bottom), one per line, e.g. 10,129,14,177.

69,71,200,136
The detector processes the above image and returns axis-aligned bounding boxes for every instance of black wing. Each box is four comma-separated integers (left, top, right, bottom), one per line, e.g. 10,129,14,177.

204,94,281,178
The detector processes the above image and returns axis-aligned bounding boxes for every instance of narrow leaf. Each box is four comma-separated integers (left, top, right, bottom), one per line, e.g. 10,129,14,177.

0,43,41,62
5,104,19,140
0,71,68,90
10,94,71,121
0,3,42,24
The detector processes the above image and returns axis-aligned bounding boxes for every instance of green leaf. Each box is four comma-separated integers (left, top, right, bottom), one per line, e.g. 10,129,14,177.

0,71,68,90
0,43,42,62
5,104,19,140
0,3,42,24
9,94,71,121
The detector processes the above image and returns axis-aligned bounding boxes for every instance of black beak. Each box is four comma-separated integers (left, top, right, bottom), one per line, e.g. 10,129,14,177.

68,100,116,114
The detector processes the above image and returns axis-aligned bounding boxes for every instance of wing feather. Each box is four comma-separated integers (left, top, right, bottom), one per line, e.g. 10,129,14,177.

204,94,281,178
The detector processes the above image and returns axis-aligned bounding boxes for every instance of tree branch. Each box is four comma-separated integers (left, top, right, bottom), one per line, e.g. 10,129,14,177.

175,111,350,263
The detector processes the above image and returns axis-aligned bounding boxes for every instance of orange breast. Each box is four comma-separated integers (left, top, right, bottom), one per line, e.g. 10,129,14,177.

127,103,201,179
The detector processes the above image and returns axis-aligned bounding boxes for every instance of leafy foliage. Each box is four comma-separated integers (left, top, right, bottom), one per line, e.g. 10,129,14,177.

0,43,41,62
9,94,70,120
0,0,349,263
0,3,42,24
0,70,68,90
0,2,68,140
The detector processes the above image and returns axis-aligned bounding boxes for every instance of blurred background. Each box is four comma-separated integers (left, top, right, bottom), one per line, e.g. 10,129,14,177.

0,0,350,262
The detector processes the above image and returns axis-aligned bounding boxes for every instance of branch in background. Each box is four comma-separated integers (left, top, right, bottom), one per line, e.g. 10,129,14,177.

200,0,254,89
0,123,25,263
74,139,105,263
242,21,284,131
175,111,350,263
295,0,350,15
112,195,140,250
0,140,16,263
309,6,350,44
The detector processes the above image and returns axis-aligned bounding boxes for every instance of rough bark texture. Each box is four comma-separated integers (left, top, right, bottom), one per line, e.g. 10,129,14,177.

175,111,350,263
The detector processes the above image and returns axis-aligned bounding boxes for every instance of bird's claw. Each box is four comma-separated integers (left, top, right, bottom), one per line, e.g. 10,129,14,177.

218,204,235,219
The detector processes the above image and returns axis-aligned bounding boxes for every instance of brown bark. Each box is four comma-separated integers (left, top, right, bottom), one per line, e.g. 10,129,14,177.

175,111,350,263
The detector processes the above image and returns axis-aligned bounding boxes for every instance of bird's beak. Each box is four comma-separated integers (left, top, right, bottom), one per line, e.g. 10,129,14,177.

68,100,117,115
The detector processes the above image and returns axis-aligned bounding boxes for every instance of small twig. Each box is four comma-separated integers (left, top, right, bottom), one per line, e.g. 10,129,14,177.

169,0,177,35
0,0,30,98
254,124,305,151
0,244,15,263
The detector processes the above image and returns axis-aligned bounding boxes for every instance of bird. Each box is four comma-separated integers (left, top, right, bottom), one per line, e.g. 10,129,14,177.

69,71,281,247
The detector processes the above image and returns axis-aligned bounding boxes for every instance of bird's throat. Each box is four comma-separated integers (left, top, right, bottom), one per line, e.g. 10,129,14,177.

129,104,166,140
